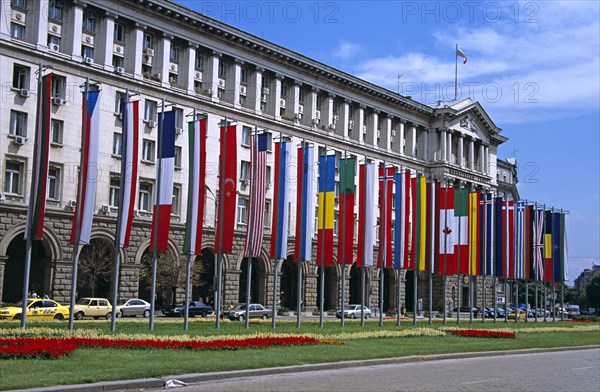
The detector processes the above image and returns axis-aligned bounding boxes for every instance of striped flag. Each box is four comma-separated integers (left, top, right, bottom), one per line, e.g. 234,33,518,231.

183,118,207,255
552,212,563,283
478,193,494,276
524,204,534,280
244,132,268,258
414,176,427,271
426,180,439,273
543,210,553,282
533,207,545,281
393,171,405,269
316,153,336,266
337,157,356,265
468,191,480,276
561,213,569,282
456,48,468,64
116,100,139,248
494,196,504,277
70,88,101,245
294,144,314,262
24,73,52,240
357,162,375,267
403,170,412,270
515,201,528,279
269,139,291,260
149,111,176,252
503,201,515,279
377,166,394,269
215,124,237,253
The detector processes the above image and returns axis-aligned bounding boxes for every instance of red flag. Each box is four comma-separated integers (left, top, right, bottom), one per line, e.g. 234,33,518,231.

377,166,394,268
215,125,237,253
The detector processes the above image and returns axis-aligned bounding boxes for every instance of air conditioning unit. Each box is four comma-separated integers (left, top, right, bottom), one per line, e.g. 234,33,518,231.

170,63,177,72
241,179,249,186
13,136,26,145
348,120,354,129
53,97,65,106
144,48,154,56
362,125,367,134
148,120,157,128
391,129,396,137
65,200,76,211
377,130,381,138
116,67,125,74
49,44,60,52
315,110,321,119
333,115,339,123
262,87,269,95
261,94,267,102
84,57,93,65
294,113,302,120
0,192,5,202
100,205,110,215
311,118,320,125
194,71,202,80
279,99,285,107
239,85,247,95
175,127,183,135
217,78,226,88
19,89,30,98
298,105,304,114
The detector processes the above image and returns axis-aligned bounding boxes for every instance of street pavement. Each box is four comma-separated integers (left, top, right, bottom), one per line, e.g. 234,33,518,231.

151,348,599,392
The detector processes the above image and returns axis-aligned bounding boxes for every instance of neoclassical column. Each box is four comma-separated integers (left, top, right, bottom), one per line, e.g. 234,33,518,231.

357,105,366,143
207,51,221,101
132,24,145,79
69,2,84,61
410,124,417,158
325,94,335,130
309,88,318,127
274,74,283,120
469,137,475,170
159,34,171,86
341,99,351,139
292,83,302,124
440,128,447,162
369,109,379,147
384,115,392,151
458,133,464,167
399,120,406,155
185,44,197,94
485,146,490,175
232,59,242,109
447,131,453,164
252,67,264,114
33,0,49,49
99,13,115,70
479,143,485,172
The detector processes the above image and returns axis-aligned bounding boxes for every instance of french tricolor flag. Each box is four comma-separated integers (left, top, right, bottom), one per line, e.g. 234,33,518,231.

150,111,176,252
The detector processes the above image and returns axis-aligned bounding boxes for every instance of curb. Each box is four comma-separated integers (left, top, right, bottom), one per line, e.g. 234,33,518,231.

19,345,600,392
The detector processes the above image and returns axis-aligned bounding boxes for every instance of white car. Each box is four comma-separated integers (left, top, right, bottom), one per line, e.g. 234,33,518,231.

336,304,372,319
119,299,151,318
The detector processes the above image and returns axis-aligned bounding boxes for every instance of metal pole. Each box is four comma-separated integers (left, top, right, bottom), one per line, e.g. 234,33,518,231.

469,276,473,324
245,260,252,328
454,43,458,101
245,126,258,329
504,279,508,322
379,162,387,328
341,263,346,328
215,116,229,330
515,280,519,323
493,276,497,323
272,258,278,329
296,140,306,329
296,262,302,328
561,283,564,322
184,252,192,330
360,266,365,327
360,156,367,328
457,185,462,325
543,283,547,322
535,280,538,322
340,152,348,328
443,178,448,325
482,276,486,323
396,269,401,326
413,270,417,325
525,280,529,323
319,145,328,328
428,271,432,325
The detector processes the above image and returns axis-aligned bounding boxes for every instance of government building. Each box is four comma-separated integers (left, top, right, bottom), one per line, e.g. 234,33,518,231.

0,0,518,314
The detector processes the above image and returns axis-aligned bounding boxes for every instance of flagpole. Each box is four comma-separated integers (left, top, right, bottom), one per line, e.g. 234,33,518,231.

244,125,259,329
379,161,387,328
414,174,418,326
503,193,508,323
272,131,283,330
524,200,529,323
443,177,448,325
340,151,348,328
215,116,229,330
457,184,462,325
360,155,368,328
454,44,458,101
493,191,497,323
428,177,434,326
318,144,328,328
66,77,91,331
468,189,473,324
560,208,565,322
396,166,403,327
296,138,306,329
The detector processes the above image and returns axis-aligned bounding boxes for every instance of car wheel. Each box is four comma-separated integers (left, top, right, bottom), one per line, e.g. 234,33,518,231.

75,312,84,320
13,314,21,321
365,313,370,319
117,310,123,318
143,309,150,318
238,315,244,321
105,313,112,320
351,313,356,319
53,313,64,321
261,314,268,320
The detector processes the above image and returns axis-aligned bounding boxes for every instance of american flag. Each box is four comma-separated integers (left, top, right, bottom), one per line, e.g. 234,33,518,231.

243,132,268,257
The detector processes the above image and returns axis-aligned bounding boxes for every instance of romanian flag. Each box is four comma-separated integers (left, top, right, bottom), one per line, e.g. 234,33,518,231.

378,166,394,269
294,145,314,262
316,154,336,266
117,100,139,248
70,88,101,245
183,118,207,255
357,162,375,267
215,124,237,254
468,191,480,276
269,139,291,260
24,73,52,241
337,157,356,265
544,210,553,282
150,111,176,252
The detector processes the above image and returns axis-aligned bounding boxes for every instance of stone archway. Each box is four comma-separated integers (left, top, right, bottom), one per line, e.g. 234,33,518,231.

280,255,298,309
77,237,115,299
316,265,337,311
192,248,216,305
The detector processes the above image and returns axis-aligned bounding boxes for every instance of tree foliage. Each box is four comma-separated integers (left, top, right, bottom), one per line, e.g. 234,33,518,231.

78,239,114,297
586,276,600,308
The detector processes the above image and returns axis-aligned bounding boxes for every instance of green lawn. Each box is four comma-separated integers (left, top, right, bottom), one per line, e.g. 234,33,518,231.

1,319,598,390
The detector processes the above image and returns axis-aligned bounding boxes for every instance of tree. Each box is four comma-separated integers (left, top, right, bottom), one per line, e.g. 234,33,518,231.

586,276,600,309
139,251,206,307
78,239,114,297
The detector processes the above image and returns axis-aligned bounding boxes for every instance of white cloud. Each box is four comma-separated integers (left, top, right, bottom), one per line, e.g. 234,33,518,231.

333,41,362,60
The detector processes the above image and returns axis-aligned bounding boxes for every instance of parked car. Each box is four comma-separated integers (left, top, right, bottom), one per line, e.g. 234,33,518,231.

453,306,479,318
336,304,372,319
0,298,70,321
534,308,550,317
508,309,527,320
118,299,151,318
162,301,212,317
73,297,115,320
223,303,272,321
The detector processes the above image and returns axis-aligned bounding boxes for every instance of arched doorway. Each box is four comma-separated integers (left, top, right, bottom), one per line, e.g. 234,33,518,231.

2,234,47,302
238,257,261,304
280,256,297,309
405,270,415,312
316,266,337,311
137,247,181,308
349,264,363,304
192,248,216,306
77,238,115,299
382,268,394,312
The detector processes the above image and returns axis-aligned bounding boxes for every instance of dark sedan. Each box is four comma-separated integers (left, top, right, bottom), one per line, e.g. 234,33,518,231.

161,301,212,317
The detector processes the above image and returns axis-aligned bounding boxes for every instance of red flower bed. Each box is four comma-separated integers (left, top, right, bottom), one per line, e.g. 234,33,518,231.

566,319,592,323
0,335,323,360
452,329,516,339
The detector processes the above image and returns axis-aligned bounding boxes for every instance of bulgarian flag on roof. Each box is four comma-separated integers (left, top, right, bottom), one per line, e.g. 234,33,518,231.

456,48,468,64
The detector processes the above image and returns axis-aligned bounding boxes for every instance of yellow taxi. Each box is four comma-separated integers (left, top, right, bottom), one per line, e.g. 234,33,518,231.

0,298,70,321
507,309,527,320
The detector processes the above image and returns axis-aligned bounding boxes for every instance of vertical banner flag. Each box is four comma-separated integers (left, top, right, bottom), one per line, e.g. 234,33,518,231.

337,157,356,265
403,170,413,270
494,196,504,277
183,118,207,255
543,210,554,282
456,187,470,275
378,166,394,269
294,145,314,262
269,139,291,260
24,73,52,240
317,153,336,266
415,176,427,271
215,124,237,253
533,206,545,281
552,212,563,283
478,193,494,276
117,100,139,248
524,204,534,280
357,162,375,267
150,111,176,252
426,180,439,273
468,191,480,276
561,213,569,282
393,171,405,269
503,200,515,279
70,88,101,245
243,132,268,258
515,200,525,279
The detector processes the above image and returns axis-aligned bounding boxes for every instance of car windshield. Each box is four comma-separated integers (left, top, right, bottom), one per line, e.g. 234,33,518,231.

76,298,92,305
232,304,247,311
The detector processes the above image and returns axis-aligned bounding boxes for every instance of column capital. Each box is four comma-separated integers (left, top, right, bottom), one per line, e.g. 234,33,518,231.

211,50,222,57
344,98,351,104
373,109,380,114
327,93,336,99
255,67,265,73
293,81,302,87
274,73,284,80
234,58,244,65
187,41,199,49
358,104,366,110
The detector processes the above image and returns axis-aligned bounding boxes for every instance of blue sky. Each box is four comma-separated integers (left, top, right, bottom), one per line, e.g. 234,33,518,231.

179,0,600,285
